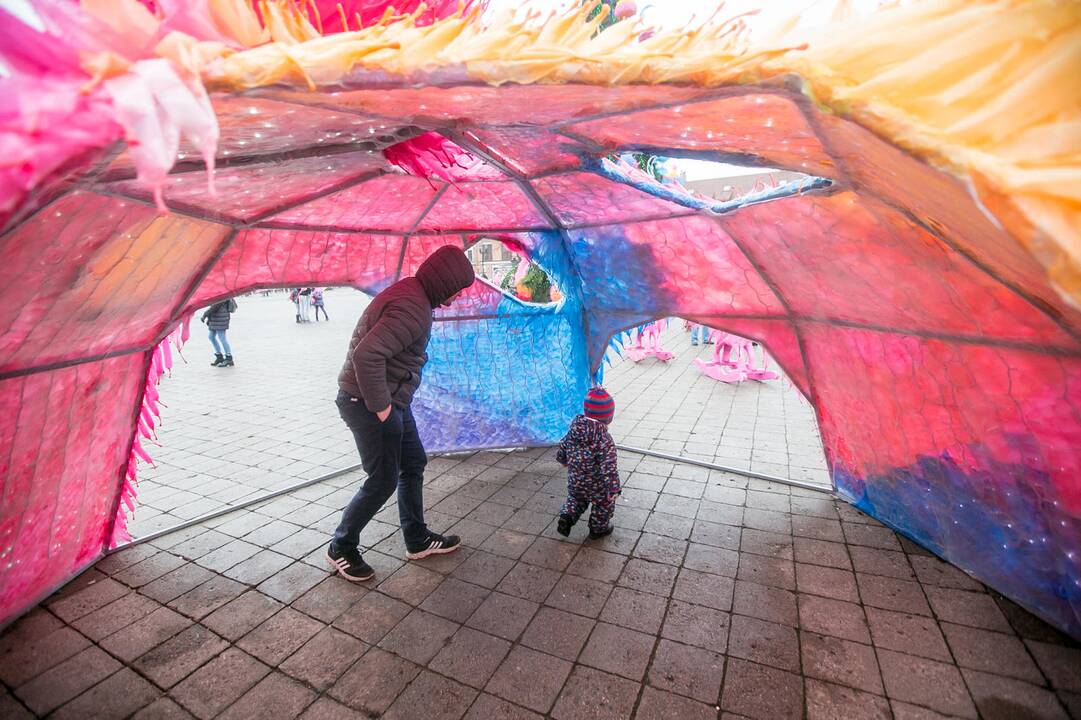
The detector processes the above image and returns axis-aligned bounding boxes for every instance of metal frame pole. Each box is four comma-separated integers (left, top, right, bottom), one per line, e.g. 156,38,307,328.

615,444,833,494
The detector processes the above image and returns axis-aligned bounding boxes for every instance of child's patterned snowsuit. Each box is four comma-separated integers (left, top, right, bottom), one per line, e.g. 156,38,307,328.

557,415,621,532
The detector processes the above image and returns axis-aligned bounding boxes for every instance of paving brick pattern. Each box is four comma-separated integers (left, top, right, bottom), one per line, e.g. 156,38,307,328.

2,446,1080,718
1,294,1078,717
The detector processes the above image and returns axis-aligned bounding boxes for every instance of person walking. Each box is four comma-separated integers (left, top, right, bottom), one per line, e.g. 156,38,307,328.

313,288,329,321
556,387,621,539
326,246,476,581
201,298,237,367
690,323,705,345
690,323,714,346
290,288,301,322
298,287,313,322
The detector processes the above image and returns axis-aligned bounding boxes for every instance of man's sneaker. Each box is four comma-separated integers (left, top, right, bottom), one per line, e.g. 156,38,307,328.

588,525,614,540
556,514,576,537
326,545,374,582
405,532,461,560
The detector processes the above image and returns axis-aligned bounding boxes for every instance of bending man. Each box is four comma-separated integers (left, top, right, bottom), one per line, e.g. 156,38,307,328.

327,246,475,581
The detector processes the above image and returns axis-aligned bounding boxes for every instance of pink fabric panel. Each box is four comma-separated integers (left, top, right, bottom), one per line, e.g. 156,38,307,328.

0,192,231,373
189,229,404,307
464,128,584,175
0,353,144,622
533,173,691,227
267,174,439,231
258,85,710,126
399,235,465,278
416,182,552,232
623,215,785,316
802,324,1081,512
720,193,1079,349
1,144,110,236
563,92,838,178
811,110,1081,331
107,152,384,222
106,95,396,174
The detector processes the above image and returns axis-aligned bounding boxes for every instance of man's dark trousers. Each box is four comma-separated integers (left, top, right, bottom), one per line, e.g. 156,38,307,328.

331,390,428,552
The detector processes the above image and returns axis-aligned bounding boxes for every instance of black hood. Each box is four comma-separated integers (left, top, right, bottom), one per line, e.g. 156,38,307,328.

415,245,475,307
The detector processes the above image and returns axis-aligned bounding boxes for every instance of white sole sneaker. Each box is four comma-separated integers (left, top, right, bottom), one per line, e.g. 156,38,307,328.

405,542,461,560
325,552,374,582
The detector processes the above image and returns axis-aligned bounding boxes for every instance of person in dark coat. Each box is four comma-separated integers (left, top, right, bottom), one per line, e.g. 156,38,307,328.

201,298,237,367
327,245,475,581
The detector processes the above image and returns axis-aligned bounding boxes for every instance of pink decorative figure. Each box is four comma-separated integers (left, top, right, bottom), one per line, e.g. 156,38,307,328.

615,1,637,20
694,330,778,383
627,319,675,363
109,315,193,547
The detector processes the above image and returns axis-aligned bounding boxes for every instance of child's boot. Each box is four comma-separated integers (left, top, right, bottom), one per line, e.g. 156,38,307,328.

221,355,235,367
211,353,224,366
588,525,613,539
557,513,576,537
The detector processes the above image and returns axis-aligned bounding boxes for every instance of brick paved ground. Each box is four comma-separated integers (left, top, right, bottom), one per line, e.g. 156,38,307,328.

1,293,1078,718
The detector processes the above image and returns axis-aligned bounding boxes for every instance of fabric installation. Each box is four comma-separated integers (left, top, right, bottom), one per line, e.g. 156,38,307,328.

0,0,1078,639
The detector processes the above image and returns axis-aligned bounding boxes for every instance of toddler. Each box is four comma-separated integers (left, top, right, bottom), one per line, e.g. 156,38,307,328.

556,387,621,539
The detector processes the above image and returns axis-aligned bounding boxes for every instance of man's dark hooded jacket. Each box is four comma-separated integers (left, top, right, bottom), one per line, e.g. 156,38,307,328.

339,246,475,413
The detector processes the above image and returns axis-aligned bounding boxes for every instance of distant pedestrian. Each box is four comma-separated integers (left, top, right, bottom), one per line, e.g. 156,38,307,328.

313,288,329,321
290,288,301,322
691,323,713,346
298,287,313,322
201,298,237,367
556,387,621,539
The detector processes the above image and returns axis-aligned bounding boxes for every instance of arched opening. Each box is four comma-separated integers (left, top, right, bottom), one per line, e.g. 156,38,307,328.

600,317,831,495
466,236,565,306
128,286,376,539
126,242,573,542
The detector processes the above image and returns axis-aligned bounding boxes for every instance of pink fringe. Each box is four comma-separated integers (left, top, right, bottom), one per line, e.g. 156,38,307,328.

109,313,192,547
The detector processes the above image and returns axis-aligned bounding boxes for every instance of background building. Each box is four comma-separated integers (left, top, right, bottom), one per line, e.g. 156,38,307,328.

466,238,518,285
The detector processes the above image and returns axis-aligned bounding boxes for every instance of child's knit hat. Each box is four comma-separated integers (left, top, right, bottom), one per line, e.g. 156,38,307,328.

584,387,615,424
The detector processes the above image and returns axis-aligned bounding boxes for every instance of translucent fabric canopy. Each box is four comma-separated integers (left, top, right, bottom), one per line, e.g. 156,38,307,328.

0,0,1078,639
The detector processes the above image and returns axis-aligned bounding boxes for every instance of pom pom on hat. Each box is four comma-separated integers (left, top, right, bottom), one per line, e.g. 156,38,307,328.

584,386,615,424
